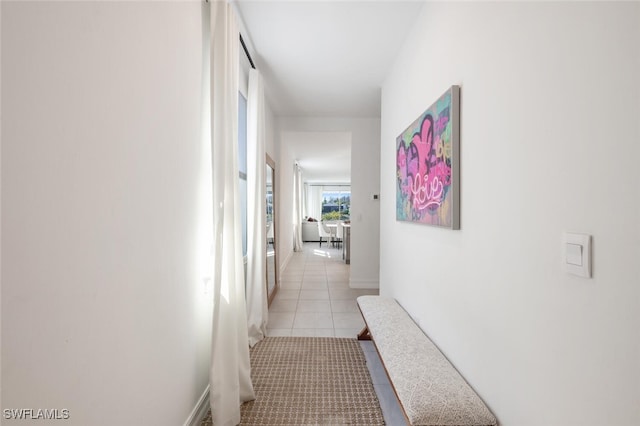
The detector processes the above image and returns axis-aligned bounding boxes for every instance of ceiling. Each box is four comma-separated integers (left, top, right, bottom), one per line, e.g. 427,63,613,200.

235,1,424,182
235,1,423,117
282,132,352,184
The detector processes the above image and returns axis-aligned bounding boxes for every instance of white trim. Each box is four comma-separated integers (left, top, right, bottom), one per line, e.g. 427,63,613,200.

183,385,210,426
349,278,379,289
279,249,293,276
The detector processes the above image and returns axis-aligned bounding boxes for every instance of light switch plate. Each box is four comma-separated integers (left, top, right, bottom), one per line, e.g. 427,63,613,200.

566,243,583,266
564,233,591,278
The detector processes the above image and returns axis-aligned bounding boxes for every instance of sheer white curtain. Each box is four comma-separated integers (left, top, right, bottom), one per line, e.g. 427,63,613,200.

307,185,324,221
292,164,304,251
303,183,309,219
209,2,255,425
245,69,268,347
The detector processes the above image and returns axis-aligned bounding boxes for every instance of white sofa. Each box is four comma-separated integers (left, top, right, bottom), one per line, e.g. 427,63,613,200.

301,221,320,242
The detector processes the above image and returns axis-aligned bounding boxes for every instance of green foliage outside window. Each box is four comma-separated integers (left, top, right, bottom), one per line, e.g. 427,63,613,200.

321,211,342,221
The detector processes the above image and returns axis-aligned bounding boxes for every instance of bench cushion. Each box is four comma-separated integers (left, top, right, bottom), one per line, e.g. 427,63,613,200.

357,295,497,426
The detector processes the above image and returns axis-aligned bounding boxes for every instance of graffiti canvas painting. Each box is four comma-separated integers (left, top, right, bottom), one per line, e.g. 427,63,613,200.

396,86,460,228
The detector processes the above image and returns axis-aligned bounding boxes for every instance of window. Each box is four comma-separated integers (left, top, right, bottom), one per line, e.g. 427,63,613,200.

321,188,350,221
238,93,248,256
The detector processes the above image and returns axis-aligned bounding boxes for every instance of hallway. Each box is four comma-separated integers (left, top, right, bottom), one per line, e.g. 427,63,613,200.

264,243,405,424
267,242,378,338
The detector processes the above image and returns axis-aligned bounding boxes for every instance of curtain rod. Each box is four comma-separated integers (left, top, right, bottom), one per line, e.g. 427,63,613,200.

239,34,256,70
205,0,256,69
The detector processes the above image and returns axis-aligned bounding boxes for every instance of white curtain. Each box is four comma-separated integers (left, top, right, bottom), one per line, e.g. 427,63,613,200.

292,164,304,251
245,69,268,347
209,2,255,425
303,183,309,219
306,185,324,221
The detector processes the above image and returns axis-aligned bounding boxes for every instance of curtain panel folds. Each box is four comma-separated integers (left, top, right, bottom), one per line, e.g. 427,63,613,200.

246,69,268,347
293,164,304,251
208,2,255,425
306,184,324,221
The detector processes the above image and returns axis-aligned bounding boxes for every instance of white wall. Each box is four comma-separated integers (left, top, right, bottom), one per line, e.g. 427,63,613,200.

380,2,640,425
277,132,296,274
278,117,381,288
2,2,212,424
265,101,277,161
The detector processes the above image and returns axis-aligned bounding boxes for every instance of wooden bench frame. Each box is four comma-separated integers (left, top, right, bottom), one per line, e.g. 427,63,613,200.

357,324,414,425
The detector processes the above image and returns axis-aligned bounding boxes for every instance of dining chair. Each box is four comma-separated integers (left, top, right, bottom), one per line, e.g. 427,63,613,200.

317,221,332,247
335,222,344,248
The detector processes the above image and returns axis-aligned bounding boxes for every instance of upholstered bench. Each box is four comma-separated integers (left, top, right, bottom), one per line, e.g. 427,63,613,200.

357,296,497,426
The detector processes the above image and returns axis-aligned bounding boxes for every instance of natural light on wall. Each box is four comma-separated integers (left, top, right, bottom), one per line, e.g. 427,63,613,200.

197,13,214,302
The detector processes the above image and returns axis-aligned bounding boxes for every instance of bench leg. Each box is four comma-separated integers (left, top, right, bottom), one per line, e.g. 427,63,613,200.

357,326,371,341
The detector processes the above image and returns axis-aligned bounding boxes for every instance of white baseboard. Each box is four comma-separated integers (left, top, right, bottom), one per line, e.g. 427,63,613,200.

183,385,210,426
279,249,293,276
349,278,379,289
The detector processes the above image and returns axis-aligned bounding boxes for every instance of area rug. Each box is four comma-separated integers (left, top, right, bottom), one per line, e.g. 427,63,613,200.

201,337,385,425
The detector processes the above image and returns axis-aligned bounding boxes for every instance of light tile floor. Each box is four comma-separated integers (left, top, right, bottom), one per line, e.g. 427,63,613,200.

267,242,404,424
267,242,378,338
360,340,407,426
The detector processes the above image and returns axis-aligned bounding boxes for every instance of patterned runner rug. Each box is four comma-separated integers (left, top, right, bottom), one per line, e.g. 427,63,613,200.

202,337,384,425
